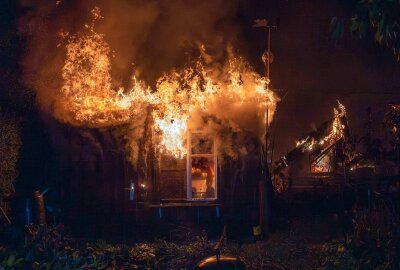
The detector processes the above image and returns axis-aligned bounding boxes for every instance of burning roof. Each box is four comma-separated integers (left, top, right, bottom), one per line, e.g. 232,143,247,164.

273,101,349,189
42,7,278,162
295,101,347,153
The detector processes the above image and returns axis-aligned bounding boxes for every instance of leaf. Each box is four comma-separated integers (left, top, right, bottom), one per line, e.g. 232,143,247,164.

6,254,15,267
329,17,345,41
350,20,360,32
379,16,385,32
330,17,338,32
14,258,23,266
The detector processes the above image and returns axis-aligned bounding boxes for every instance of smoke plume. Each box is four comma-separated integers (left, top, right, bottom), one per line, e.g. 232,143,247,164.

19,0,240,107
19,0,277,167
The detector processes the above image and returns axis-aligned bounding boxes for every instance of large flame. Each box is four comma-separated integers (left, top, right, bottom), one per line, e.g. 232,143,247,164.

58,7,151,127
58,7,278,159
149,61,217,157
150,54,276,158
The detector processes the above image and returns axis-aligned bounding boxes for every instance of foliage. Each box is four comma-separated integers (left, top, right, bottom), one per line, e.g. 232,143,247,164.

223,236,319,270
1,193,399,269
384,104,400,147
0,112,21,197
318,240,359,269
0,253,24,270
21,224,147,269
331,0,400,60
151,235,212,269
0,224,215,270
318,195,400,269
1,225,319,270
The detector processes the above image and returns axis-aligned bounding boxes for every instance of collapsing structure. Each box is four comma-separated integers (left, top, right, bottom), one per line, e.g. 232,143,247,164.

273,101,350,191
273,102,400,193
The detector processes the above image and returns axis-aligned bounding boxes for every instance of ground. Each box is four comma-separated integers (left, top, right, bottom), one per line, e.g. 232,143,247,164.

1,187,399,269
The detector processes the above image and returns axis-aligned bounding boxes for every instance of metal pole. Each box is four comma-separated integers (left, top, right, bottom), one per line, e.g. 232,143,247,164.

267,27,271,80
265,26,271,183
260,26,272,236
266,27,271,176
253,18,278,238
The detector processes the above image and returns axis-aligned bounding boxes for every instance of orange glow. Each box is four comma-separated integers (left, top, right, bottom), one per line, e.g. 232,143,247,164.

58,7,151,127
296,101,346,152
58,7,278,158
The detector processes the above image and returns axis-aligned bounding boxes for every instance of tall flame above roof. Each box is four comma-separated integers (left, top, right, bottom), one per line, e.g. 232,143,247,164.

57,7,278,159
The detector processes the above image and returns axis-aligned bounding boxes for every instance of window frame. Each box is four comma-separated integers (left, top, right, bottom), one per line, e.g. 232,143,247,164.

186,130,218,201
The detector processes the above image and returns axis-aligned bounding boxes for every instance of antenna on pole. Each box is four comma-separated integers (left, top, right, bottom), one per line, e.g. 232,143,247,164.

252,17,279,237
252,18,279,81
253,17,279,168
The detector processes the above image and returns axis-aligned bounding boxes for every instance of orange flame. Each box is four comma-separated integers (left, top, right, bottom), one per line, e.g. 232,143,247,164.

58,7,151,127
296,100,346,151
58,7,278,159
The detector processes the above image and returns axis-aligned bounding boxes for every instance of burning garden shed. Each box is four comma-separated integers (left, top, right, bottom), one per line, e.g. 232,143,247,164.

19,5,278,231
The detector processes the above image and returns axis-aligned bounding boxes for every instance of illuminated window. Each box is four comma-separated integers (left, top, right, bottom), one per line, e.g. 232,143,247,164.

187,132,217,200
311,148,333,173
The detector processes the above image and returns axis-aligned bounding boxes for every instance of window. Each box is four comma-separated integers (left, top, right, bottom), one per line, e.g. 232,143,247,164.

310,148,333,173
187,131,217,200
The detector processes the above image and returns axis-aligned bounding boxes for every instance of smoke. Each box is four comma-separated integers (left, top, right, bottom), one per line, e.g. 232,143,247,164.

19,0,240,110
151,48,277,160
19,0,276,167
187,51,277,160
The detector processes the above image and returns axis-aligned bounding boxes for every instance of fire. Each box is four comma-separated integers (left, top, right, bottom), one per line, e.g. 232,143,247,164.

296,100,346,152
58,7,151,127
150,54,276,158
153,113,188,157
149,62,217,157
58,7,278,159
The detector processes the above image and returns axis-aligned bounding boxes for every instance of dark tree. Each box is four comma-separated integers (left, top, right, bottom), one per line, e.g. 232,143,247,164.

331,0,400,60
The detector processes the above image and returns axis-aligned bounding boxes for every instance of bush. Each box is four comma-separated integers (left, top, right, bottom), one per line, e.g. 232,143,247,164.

318,195,400,269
